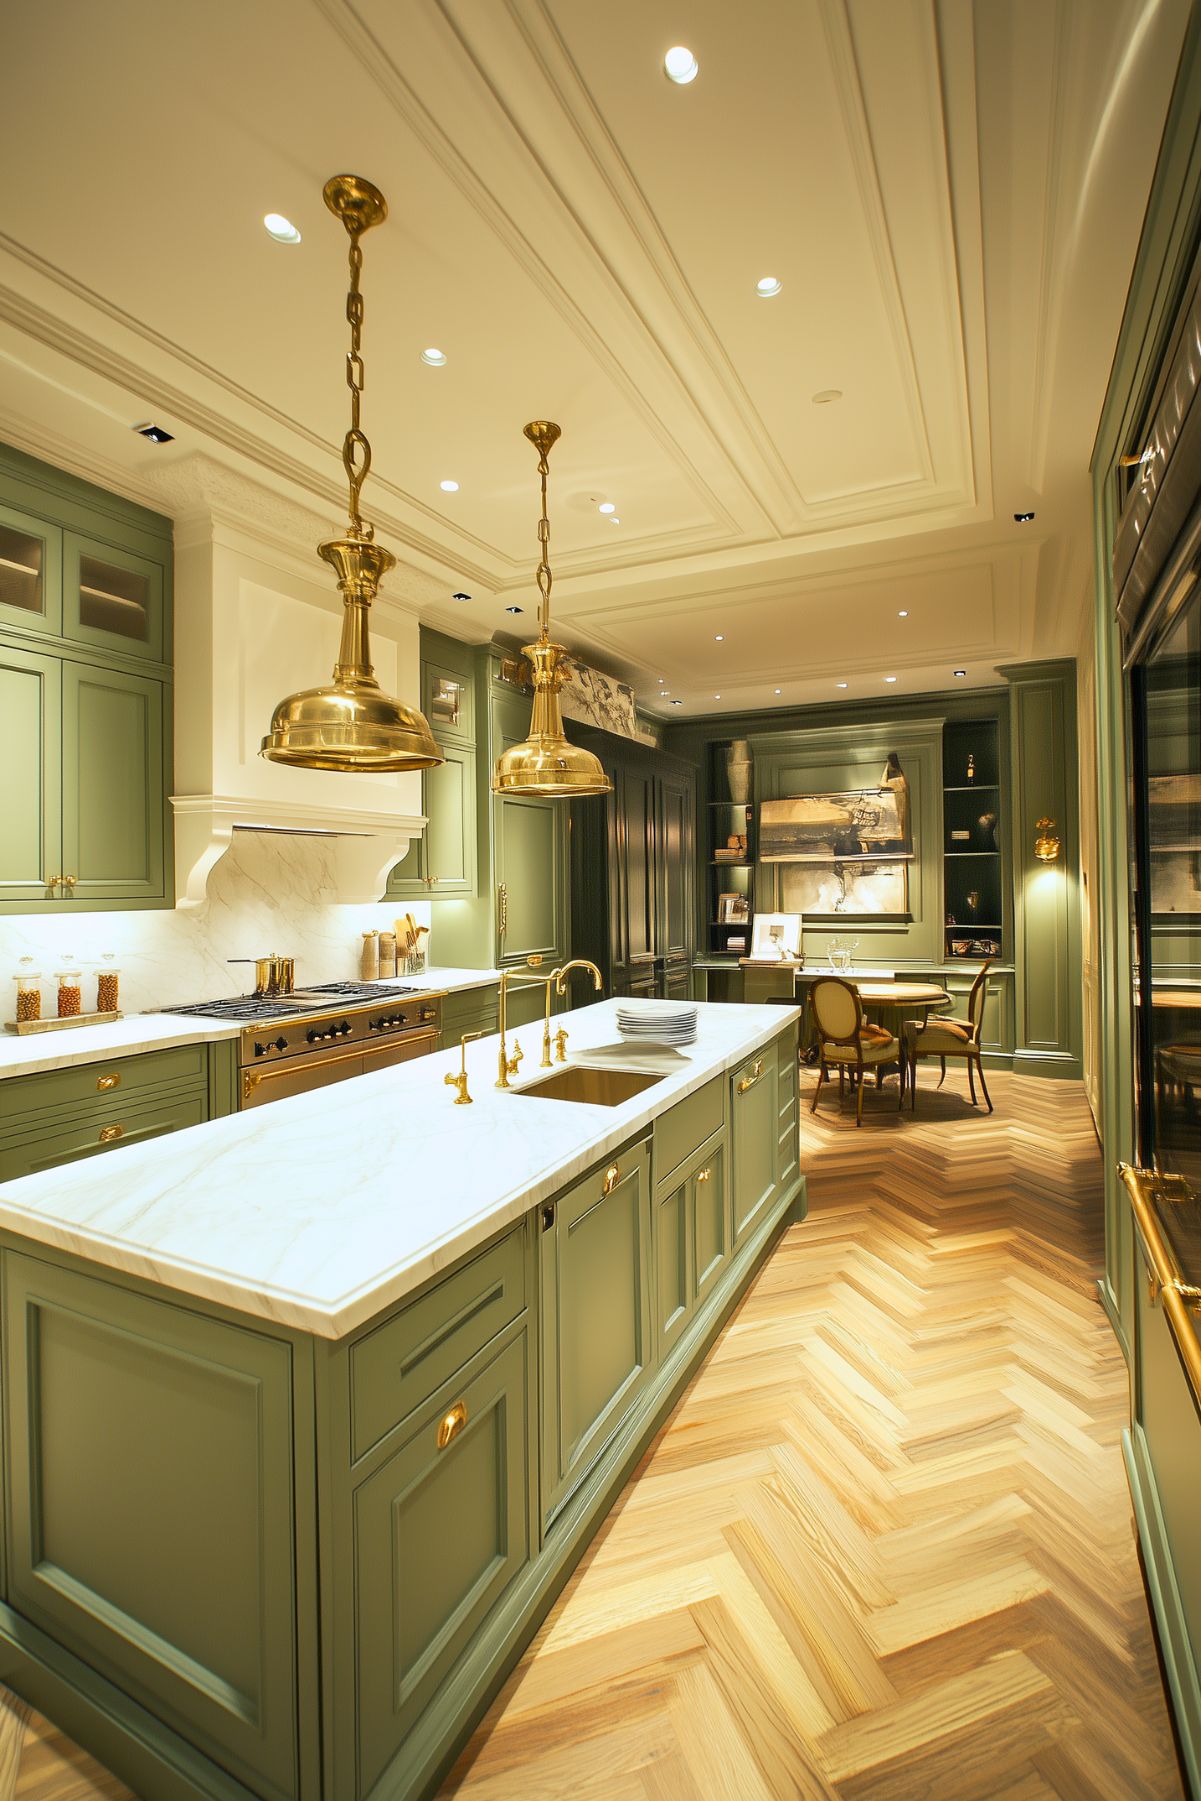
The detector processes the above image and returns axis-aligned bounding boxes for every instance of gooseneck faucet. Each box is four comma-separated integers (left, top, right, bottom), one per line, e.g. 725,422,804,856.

496,959,562,1089
553,959,604,999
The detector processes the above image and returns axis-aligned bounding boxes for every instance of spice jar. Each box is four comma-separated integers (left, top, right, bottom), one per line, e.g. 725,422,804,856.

96,954,120,1014
56,961,83,1018
13,958,41,1024
379,931,397,979
360,931,380,981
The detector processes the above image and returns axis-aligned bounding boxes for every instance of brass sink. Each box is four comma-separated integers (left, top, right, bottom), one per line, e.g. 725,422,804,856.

510,1065,666,1106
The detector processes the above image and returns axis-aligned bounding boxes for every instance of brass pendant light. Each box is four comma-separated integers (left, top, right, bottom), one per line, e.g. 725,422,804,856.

261,175,443,773
492,421,612,797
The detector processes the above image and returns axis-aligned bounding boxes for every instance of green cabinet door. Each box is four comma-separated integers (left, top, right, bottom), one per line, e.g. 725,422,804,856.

3,1255,298,1798
0,500,63,638
495,791,567,967
388,744,477,900
0,641,61,904
693,1141,730,1306
654,1174,692,1361
60,660,166,904
730,1043,779,1246
0,1094,207,1181
541,1142,653,1523
63,532,165,663
354,1331,530,1797
657,770,694,965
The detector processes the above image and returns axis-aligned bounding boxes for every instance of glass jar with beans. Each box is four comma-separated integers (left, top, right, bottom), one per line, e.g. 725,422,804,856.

12,958,42,1024
55,962,83,1018
96,954,120,1014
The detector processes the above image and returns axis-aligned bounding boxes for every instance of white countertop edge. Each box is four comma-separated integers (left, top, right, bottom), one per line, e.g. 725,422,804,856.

0,1001,802,1340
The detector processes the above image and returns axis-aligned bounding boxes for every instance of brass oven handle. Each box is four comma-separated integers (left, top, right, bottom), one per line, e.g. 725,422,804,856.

1118,1163,1201,1409
98,1123,124,1144
241,1030,440,1100
437,1402,468,1450
602,1163,620,1196
96,1072,120,1091
737,1057,765,1095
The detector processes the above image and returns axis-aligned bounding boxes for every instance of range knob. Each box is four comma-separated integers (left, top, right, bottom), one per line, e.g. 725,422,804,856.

338,1021,351,1037
253,1041,267,1058
275,1036,287,1052
419,1006,437,1023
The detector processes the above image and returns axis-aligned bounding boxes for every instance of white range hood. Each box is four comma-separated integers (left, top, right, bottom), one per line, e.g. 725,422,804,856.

158,456,429,909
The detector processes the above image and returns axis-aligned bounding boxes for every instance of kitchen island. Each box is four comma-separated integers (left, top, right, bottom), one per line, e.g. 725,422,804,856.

0,999,803,1801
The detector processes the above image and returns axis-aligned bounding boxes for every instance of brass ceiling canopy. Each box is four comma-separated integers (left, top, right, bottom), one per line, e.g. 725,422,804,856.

492,421,612,798
261,175,442,773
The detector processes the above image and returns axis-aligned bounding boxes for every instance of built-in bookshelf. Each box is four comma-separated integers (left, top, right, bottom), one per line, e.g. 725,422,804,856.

707,741,755,957
942,719,1003,960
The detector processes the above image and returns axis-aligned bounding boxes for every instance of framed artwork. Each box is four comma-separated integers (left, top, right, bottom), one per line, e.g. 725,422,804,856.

781,860,909,916
759,756,911,864
717,891,749,923
749,912,803,961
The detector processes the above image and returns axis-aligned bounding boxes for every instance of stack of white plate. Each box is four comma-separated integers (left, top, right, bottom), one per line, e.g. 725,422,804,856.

616,1000,698,1045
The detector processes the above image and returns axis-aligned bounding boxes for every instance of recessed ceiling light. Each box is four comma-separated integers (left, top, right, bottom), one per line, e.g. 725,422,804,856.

420,348,447,367
505,605,524,614
774,688,781,695
657,676,665,683
263,213,301,244
756,276,783,299
1014,511,1036,524
133,422,174,444
609,516,621,524
598,501,616,514
714,693,721,700
715,634,724,641
660,689,671,695
452,591,471,601
884,675,898,683
954,668,967,677
670,699,683,706
812,389,843,405
440,479,459,492
898,610,909,618
836,681,849,689
664,45,699,84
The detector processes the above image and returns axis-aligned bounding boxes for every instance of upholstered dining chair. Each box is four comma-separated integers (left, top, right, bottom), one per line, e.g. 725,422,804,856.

903,960,993,1112
809,976,905,1126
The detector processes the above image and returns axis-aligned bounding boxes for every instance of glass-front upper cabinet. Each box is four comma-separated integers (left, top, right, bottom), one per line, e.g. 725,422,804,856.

63,533,164,662
1131,570,1201,1204
0,502,62,637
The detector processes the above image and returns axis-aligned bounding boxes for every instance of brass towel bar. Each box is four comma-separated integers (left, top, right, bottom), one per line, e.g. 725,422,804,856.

1118,1163,1201,1409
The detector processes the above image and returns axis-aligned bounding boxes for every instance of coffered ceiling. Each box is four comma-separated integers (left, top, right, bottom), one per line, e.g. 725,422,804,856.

0,0,1189,714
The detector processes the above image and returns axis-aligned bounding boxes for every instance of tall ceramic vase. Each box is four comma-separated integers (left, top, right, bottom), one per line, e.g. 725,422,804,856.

726,739,751,804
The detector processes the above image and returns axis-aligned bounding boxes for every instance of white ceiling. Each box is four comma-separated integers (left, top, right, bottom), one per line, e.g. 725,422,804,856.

0,0,1190,715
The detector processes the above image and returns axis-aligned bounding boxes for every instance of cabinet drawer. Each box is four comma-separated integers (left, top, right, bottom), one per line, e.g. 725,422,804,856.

0,1044,208,1127
0,1094,207,1180
654,1074,724,1187
350,1224,526,1463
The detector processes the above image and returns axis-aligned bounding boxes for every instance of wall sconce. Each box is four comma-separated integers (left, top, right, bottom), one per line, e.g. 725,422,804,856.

1034,817,1061,863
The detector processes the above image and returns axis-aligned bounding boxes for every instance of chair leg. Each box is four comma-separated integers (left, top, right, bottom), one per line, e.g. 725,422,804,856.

811,1062,825,1114
938,1055,946,1088
967,1056,977,1106
910,1048,918,1111
897,1050,906,1110
976,1055,993,1114
856,1072,864,1126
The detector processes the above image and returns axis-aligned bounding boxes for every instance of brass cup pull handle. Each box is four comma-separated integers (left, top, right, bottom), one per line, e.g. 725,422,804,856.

697,1167,712,1184
602,1163,620,1196
437,1401,468,1450
98,1123,124,1144
96,1072,121,1091
61,875,77,889
737,1057,765,1095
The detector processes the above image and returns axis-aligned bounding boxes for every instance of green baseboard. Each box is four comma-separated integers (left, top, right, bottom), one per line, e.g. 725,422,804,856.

1124,1425,1201,1799
1010,1048,1084,1079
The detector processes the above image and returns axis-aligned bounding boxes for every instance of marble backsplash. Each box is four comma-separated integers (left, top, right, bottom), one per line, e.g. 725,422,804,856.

0,832,434,1018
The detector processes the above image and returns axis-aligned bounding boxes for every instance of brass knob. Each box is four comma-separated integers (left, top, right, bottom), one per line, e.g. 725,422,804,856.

697,1167,711,1184
96,1072,120,1091
437,1401,468,1450
602,1163,620,1196
98,1123,124,1144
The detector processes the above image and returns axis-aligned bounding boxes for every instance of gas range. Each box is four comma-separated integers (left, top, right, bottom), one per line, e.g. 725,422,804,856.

162,982,445,1108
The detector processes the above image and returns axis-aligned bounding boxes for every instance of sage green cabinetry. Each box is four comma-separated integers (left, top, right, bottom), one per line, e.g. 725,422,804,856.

2,1253,299,1799
731,1040,781,1245
540,1140,652,1525
654,1133,729,1361
438,983,499,1050
0,1044,219,1181
387,745,478,900
0,442,173,914
352,1330,530,1797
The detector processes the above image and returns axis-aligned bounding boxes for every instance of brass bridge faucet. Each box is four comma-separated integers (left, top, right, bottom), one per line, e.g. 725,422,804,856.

445,1030,483,1105
495,961,548,1089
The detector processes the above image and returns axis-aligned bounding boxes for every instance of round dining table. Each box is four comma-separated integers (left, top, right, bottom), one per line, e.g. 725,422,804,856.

849,981,952,1089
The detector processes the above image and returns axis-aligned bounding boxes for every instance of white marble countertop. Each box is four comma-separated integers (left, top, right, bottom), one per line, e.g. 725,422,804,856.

0,999,800,1340
0,966,502,1082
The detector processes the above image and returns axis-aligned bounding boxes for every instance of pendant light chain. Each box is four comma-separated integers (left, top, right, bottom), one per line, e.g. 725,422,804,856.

535,440,552,639
342,221,373,541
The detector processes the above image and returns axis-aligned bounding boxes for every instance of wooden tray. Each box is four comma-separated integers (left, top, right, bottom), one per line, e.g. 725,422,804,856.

5,1010,123,1036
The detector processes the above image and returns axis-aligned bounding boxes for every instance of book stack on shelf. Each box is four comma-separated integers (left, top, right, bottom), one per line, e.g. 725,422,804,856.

943,720,1004,960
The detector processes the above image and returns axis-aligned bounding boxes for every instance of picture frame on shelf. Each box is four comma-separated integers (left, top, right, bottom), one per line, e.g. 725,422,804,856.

749,912,803,961
717,892,749,924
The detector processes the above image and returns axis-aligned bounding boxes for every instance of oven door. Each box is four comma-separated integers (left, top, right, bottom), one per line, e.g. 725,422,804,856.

239,1029,439,1109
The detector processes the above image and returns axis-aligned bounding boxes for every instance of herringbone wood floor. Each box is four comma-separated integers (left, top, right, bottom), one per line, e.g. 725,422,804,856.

0,1069,1184,1798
